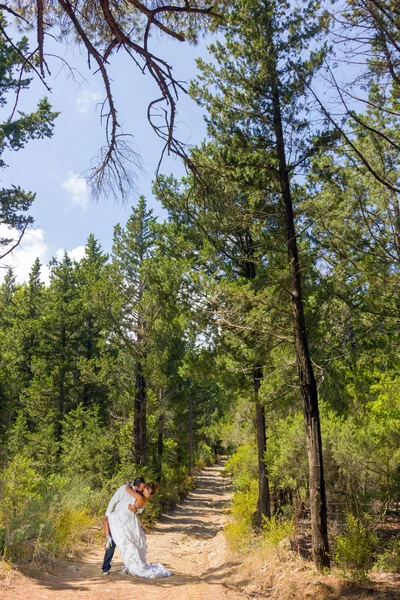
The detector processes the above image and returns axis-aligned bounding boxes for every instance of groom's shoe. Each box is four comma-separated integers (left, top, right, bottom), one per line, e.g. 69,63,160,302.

102,570,110,576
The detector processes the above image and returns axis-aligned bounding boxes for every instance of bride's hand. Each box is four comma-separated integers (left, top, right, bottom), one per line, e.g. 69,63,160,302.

128,503,137,512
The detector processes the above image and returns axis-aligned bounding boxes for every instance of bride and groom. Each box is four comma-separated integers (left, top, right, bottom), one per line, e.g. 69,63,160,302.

101,476,172,579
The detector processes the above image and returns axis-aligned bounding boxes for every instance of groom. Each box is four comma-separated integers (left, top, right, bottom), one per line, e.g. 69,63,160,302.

101,476,146,575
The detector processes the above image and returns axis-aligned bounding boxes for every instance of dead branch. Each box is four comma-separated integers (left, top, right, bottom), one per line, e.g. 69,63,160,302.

0,221,30,262
1,0,219,200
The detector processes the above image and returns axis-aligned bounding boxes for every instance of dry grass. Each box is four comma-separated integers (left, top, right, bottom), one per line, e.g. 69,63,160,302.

0,558,14,587
227,546,400,600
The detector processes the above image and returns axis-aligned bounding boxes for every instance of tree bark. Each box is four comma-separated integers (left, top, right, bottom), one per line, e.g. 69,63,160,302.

188,394,194,469
254,365,271,527
156,388,164,482
270,61,330,568
134,313,147,466
134,356,147,466
56,324,66,442
242,235,272,526
82,314,93,407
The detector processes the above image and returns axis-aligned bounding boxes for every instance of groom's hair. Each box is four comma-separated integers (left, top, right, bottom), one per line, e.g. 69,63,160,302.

133,476,146,488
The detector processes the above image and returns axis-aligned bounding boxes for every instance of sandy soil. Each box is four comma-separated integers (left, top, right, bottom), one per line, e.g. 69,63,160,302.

0,463,244,600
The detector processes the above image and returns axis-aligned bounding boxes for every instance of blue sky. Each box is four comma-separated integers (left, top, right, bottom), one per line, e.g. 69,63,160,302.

1,32,211,283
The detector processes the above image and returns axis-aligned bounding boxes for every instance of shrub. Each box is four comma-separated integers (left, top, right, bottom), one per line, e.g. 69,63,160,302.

60,405,114,486
224,444,257,481
0,553,13,585
195,457,206,469
261,516,295,555
224,482,258,552
333,514,377,579
196,441,214,465
0,454,41,523
0,473,101,561
54,508,98,554
373,539,400,573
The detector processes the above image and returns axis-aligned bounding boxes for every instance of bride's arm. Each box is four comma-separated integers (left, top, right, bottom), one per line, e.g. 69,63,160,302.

125,485,147,509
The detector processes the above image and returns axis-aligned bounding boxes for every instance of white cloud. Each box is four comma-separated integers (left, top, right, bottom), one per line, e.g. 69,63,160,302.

76,90,102,115
0,225,50,285
62,172,89,210
0,228,87,286
68,245,86,262
55,245,86,263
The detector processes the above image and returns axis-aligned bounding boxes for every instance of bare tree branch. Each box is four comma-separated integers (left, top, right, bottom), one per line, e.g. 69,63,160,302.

0,222,29,262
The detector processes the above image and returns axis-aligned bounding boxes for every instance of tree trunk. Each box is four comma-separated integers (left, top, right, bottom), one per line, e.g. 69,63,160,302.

134,313,147,466
188,394,194,470
270,64,330,568
134,357,146,466
156,388,164,482
56,324,66,442
242,237,271,526
391,192,400,261
82,314,93,407
255,366,271,527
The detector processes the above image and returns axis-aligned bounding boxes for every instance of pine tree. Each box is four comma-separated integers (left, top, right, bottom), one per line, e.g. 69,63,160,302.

38,252,80,441
15,258,45,385
0,22,58,259
112,197,157,466
155,151,289,525
177,0,331,567
75,235,109,412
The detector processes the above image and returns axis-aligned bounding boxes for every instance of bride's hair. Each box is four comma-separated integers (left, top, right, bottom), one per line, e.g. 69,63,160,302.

146,481,157,495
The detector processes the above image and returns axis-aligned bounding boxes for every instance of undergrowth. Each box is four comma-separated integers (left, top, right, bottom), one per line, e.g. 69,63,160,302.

224,445,400,581
0,460,201,562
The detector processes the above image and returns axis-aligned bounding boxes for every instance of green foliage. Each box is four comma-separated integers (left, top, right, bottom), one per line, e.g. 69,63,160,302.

266,413,308,494
196,441,213,465
0,214,228,560
224,445,258,551
225,444,257,490
60,405,114,486
373,539,400,574
0,24,58,259
0,454,41,522
333,515,377,579
261,516,295,554
0,468,100,560
54,509,98,554
224,481,258,552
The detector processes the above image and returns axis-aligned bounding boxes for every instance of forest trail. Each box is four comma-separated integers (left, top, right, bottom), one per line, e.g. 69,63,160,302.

1,463,245,600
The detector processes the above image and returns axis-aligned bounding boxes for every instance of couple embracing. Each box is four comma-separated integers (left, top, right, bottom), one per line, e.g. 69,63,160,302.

101,476,172,578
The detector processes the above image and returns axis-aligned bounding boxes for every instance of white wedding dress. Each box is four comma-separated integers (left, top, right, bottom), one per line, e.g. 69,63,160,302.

108,495,172,578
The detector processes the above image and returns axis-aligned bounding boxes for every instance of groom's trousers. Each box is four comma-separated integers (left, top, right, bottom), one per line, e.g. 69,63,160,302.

102,539,116,572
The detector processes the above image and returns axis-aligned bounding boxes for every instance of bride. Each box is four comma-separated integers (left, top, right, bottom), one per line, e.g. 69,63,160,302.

108,481,172,578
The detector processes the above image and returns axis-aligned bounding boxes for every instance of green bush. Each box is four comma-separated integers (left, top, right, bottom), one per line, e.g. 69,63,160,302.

224,482,258,551
224,445,258,552
0,472,101,561
261,516,295,555
373,539,400,573
0,454,41,522
60,405,114,486
196,441,214,465
333,514,377,579
224,444,257,481
195,457,206,469
54,508,98,554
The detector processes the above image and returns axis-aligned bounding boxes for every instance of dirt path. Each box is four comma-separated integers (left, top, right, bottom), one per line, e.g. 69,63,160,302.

0,463,244,600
